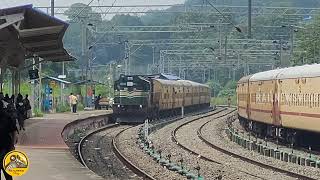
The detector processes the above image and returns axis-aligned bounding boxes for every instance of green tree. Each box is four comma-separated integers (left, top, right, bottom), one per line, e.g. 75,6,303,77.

206,80,222,97
64,3,102,23
294,14,320,65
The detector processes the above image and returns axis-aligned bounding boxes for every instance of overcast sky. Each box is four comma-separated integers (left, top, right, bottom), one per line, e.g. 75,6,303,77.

0,0,186,20
0,0,186,8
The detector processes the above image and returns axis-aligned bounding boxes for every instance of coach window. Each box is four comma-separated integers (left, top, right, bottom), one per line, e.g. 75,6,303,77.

293,94,296,106
314,93,317,107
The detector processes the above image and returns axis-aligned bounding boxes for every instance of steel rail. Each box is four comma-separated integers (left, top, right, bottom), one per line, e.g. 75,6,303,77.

171,108,268,180
78,123,155,179
197,113,317,180
112,127,156,180
78,123,120,168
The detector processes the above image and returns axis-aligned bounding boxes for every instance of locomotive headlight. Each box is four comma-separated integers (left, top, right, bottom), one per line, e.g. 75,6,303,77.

139,105,143,108
117,105,120,108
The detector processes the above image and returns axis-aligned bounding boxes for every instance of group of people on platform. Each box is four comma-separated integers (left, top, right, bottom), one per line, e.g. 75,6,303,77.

94,94,102,110
68,93,110,112
0,92,31,180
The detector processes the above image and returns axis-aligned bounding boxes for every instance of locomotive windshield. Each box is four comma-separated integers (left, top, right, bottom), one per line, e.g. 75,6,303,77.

114,75,150,91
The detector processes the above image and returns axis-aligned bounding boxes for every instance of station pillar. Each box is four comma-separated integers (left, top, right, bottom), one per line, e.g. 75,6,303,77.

11,69,20,96
0,67,4,92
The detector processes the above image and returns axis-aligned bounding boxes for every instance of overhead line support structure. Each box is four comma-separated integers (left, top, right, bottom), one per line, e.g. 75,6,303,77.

35,5,320,18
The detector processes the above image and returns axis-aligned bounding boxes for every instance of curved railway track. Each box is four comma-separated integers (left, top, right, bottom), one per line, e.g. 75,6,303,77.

113,127,156,180
171,108,269,179
173,107,315,180
78,123,119,167
198,118,317,180
78,124,155,180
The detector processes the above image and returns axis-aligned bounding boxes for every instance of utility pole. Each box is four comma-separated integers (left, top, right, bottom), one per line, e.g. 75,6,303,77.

202,69,206,83
81,22,88,107
219,19,222,57
290,25,294,62
160,51,165,73
152,46,155,65
109,63,112,98
51,0,54,16
248,0,252,38
51,0,64,105
224,35,228,63
32,57,42,112
124,41,130,75
233,67,236,81
279,39,283,68
0,68,2,92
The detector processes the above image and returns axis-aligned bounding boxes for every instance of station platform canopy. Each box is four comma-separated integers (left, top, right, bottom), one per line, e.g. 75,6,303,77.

73,80,107,86
0,4,74,68
147,73,181,80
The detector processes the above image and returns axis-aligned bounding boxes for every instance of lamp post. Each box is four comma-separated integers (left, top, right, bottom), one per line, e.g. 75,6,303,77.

107,77,111,98
272,38,286,68
84,23,96,108
281,25,305,63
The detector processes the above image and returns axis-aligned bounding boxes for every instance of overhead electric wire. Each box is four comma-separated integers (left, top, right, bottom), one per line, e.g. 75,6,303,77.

205,0,242,33
89,0,125,49
70,0,96,22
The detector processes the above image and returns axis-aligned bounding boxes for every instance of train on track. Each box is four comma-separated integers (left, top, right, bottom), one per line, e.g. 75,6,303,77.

113,74,211,123
237,64,320,147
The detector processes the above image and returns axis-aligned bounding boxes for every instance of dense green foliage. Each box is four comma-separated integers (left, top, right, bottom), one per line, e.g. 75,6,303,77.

57,0,320,84
6,0,320,110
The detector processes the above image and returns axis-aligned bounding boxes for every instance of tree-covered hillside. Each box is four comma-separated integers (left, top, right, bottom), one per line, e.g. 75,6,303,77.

54,0,320,85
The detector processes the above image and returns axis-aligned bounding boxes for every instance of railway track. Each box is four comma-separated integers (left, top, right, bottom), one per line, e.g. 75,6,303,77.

78,124,155,180
113,127,156,180
161,107,317,179
171,108,269,179
197,118,316,180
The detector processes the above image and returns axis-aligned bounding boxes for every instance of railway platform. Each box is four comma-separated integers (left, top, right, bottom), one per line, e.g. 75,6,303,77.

1,110,111,180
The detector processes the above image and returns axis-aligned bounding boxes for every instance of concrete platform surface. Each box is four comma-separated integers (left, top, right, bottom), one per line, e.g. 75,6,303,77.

17,110,111,148
15,148,104,180
1,110,111,180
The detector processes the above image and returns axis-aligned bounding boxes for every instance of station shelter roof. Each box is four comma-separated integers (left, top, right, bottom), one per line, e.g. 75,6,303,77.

147,73,181,80
42,76,71,84
0,4,74,68
73,80,107,86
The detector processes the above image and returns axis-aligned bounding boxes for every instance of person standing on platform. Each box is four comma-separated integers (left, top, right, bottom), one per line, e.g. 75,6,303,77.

7,96,18,132
16,94,25,131
3,94,9,102
69,93,78,113
228,96,231,107
94,94,101,110
0,100,17,180
97,94,102,110
23,94,32,119
68,93,73,113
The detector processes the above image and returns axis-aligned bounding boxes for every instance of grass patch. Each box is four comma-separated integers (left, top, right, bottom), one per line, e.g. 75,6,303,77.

56,104,70,113
211,95,237,106
34,108,44,117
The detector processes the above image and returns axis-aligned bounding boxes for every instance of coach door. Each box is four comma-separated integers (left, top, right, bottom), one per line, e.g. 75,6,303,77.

272,80,281,126
246,81,250,119
172,86,175,109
